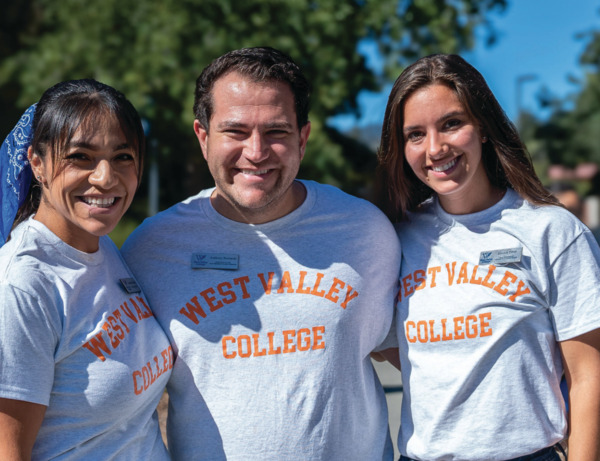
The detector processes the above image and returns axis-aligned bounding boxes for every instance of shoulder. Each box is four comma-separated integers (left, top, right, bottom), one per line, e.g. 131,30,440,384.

122,189,210,252
507,196,587,243
0,256,57,315
99,236,127,265
483,192,593,266
0,238,63,347
302,180,391,220
305,180,396,226
300,180,400,250
0,221,54,288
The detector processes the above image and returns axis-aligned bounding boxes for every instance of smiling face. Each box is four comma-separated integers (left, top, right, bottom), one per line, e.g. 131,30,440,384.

29,114,139,252
194,71,311,224
402,83,497,214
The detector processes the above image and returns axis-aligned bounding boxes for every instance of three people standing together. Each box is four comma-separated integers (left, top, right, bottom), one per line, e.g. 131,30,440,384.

1,47,599,461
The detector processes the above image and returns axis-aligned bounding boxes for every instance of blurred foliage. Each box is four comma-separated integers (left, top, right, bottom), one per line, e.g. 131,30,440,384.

2,0,507,234
524,18,600,178
515,111,551,185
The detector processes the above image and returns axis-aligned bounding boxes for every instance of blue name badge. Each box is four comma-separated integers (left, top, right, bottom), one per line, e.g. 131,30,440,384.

479,247,522,265
191,253,239,270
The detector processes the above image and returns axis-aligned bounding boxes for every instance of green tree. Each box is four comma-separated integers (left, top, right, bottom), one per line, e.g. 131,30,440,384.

528,24,600,170
1,0,507,219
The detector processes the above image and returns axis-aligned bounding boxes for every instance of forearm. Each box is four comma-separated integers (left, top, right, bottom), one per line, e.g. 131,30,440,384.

372,347,401,370
560,328,600,461
567,377,600,461
0,418,33,460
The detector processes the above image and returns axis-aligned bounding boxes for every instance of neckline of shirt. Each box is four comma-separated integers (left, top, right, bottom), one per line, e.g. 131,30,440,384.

26,217,106,265
200,179,318,234
433,188,519,228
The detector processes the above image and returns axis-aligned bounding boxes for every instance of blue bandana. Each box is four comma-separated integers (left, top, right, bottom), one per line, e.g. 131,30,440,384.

1,103,37,245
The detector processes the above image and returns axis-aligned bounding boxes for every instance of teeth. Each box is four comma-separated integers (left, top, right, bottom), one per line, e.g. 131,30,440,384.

432,158,458,173
82,197,115,208
241,169,269,175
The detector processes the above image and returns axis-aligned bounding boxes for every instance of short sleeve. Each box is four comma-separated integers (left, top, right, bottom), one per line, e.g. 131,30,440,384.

0,281,60,405
547,229,600,341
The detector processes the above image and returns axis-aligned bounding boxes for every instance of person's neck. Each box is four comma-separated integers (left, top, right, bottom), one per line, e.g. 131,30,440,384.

211,181,307,224
439,186,506,215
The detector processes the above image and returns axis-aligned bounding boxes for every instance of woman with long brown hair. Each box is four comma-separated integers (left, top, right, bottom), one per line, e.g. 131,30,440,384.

379,54,600,461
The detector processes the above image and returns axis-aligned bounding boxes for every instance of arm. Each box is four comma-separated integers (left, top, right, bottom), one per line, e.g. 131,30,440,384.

371,347,401,371
0,398,46,461
560,328,600,461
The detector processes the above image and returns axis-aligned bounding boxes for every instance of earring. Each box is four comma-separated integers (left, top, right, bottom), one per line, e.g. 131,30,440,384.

482,136,488,143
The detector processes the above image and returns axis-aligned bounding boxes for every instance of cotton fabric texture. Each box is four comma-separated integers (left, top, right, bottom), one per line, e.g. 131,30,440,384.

394,188,600,460
0,218,171,460
122,180,401,461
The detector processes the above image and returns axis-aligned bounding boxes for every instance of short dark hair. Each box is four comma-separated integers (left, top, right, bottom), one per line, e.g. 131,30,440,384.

378,54,557,220
15,79,145,227
193,47,311,131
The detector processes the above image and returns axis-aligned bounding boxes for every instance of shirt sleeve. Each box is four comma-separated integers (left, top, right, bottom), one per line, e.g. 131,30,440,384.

547,229,600,341
0,281,60,405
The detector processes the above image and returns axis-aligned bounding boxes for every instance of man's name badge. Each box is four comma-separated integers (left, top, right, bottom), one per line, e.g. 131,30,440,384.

479,247,522,265
120,278,141,293
191,253,239,270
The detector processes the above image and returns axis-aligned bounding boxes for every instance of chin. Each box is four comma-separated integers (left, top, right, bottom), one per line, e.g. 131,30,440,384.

85,223,120,238
236,193,274,209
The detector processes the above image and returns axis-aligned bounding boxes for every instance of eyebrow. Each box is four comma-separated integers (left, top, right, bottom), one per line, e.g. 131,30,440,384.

403,110,466,133
69,141,133,151
216,120,294,130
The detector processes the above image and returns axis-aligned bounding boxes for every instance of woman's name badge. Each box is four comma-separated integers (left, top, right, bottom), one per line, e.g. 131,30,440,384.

120,278,141,293
191,253,239,270
479,247,522,265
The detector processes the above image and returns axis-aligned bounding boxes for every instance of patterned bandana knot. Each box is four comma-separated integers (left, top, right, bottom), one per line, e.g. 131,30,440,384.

1,103,37,245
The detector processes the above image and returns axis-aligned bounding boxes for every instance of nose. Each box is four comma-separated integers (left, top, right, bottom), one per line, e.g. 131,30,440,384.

427,131,446,158
89,159,118,189
243,131,269,163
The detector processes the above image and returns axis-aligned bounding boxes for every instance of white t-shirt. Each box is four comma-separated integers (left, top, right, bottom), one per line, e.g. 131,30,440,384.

0,218,171,460
122,180,401,461
395,189,600,460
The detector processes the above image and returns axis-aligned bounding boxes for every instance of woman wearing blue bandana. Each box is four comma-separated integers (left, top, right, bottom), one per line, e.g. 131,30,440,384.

0,80,171,460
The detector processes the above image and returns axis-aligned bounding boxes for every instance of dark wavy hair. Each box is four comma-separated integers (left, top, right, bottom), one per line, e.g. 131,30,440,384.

193,46,311,131
14,78,145,228
377,54,558,221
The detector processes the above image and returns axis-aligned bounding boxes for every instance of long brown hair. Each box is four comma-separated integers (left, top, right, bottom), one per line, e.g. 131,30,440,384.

377,54,558,221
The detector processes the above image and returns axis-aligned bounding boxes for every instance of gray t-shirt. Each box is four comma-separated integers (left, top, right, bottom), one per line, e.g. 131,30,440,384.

395,189,600,460
0,218,171,460
122,180,401,461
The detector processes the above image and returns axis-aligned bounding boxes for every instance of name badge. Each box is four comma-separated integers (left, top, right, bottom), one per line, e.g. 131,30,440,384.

120,278,141,293
479,247,522,265
191,253,239,270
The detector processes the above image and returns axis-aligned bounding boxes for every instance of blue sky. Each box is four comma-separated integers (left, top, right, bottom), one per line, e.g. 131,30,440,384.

331,0,600,130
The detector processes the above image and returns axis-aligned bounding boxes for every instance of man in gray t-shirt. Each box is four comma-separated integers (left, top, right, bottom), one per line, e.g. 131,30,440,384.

122,47,400,461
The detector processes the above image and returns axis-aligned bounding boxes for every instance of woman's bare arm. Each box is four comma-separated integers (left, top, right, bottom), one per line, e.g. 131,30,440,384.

0,398,46,461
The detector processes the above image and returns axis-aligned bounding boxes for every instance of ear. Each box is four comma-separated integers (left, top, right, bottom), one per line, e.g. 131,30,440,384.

193,120,209,161
298,121,311,161
27,146,45,182
479,125,488,143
